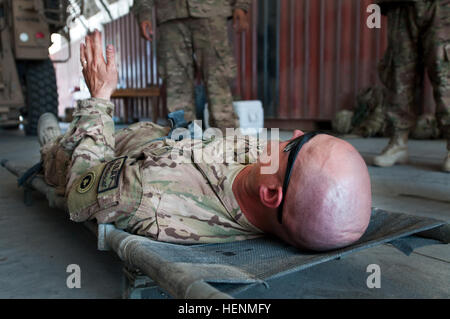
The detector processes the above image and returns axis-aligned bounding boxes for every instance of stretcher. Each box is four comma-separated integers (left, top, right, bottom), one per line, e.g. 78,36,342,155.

2,158,449,299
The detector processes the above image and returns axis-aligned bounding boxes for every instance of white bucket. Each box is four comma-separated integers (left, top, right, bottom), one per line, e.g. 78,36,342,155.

204,100,264,135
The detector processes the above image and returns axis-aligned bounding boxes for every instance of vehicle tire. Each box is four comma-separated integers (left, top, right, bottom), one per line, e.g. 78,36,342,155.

24,59,59,136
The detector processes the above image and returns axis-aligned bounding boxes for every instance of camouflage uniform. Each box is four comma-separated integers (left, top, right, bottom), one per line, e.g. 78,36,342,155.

41,98,263,244
377,0,450,147
131,0,252,130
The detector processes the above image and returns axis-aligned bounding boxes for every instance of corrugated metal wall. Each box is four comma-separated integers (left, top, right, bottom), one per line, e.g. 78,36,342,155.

104,11,161,120
257,0,389,124
53,0,435,126
52,38,83,117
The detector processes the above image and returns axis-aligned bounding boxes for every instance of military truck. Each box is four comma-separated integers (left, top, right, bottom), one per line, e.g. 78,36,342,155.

0,0,75,135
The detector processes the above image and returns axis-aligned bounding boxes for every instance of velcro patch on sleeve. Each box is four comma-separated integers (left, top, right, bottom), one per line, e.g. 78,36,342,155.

68,163,106,221
98,156,128,193
77,172,96,194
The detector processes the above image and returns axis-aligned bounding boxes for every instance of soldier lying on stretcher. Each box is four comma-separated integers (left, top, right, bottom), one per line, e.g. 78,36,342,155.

38,31,372,252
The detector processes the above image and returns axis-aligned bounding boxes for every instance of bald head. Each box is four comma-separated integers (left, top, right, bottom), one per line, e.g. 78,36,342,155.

282,135,371,251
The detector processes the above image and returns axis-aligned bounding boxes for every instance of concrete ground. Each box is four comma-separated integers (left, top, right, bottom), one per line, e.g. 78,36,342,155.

0,127,448,299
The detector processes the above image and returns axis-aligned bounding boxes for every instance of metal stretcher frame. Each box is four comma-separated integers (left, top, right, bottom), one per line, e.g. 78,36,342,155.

2,158,449,299
1,158,232,298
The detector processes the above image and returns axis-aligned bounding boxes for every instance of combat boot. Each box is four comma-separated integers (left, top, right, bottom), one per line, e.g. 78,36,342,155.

373,131,409,167
443,141,450,173
443,152,450,173
37,113,61,147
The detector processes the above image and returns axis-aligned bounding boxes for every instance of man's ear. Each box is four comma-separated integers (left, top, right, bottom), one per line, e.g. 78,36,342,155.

259,185,283,209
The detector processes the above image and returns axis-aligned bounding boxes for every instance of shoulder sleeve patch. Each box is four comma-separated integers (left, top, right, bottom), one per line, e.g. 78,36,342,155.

77,171,96,194
68,163,106,221
98,156,128,193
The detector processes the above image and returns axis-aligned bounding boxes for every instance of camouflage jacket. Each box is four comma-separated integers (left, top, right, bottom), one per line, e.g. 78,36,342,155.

132,0,252,25
124,130,264,244
128,137,261,243
65,99,264,244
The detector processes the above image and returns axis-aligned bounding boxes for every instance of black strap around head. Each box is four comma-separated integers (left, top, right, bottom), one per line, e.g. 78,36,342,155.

277,131,325,224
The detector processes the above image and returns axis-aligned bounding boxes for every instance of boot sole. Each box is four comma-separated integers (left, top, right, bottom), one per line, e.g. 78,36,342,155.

443,164,450,173
373,154,408,167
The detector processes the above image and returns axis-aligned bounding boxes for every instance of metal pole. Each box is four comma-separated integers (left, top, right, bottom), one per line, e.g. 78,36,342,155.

1,158,233,299
1,159,66,210
103,225,232,299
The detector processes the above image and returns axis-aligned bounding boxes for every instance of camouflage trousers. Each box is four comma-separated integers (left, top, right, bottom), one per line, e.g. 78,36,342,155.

379,0,450,144
40,98,169,224
157,17,239,130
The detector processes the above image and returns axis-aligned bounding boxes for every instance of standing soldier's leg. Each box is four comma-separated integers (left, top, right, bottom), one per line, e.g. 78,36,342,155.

157,21,196,122
191,18,239,131
422,0,450,172
373,5,420,167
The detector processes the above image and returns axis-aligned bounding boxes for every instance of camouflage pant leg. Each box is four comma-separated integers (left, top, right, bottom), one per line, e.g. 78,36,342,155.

190,18,239,131
157,20,196,122
41,98,116,196
378,3,421,132
422,0,450,140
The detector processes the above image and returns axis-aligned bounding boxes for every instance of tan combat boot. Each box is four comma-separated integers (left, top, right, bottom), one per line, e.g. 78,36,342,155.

37,113,61,147
443,153,450,173
373,131,409,167
443,141,450,173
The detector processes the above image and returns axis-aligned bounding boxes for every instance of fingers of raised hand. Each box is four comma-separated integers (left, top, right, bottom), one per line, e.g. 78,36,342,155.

82,30,105,69
80,43,88,69
105,45,116,70
84,33,94,67
92,30,104,64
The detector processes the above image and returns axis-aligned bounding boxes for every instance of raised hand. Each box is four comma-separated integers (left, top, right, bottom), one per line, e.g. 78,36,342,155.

80,30,118,100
